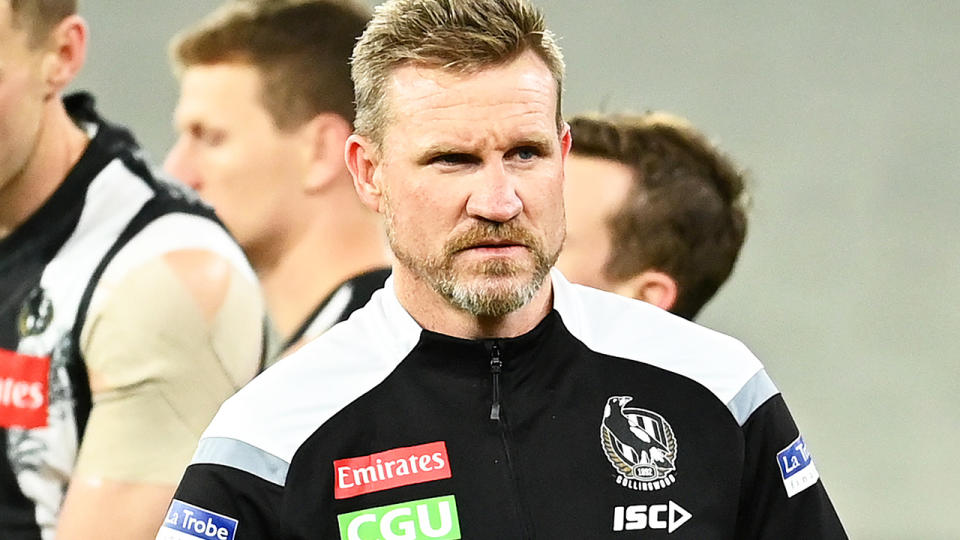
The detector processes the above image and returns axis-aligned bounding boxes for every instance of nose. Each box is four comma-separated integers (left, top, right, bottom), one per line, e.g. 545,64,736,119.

164,137,202,190
465,163,523,223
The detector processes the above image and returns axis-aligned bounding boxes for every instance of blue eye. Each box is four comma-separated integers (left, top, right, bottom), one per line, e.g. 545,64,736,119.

514,146,540,161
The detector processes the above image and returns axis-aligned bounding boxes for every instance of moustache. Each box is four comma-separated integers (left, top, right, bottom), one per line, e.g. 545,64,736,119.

445,222,540,255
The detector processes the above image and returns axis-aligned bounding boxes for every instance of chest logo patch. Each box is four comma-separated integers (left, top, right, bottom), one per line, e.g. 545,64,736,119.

338,495,460,540
18,286,53,338
334,441,452,499
0,349,50,429
157,500,238,540
601,396,677,491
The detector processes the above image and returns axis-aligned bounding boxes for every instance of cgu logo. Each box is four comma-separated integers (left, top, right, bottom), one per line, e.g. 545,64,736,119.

338,495,460,540
613,501,692,533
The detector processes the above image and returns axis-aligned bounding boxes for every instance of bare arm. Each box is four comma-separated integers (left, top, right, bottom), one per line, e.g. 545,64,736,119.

55,250,264,540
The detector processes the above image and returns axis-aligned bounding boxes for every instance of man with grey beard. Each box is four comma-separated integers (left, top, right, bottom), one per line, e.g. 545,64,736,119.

159,0,847,538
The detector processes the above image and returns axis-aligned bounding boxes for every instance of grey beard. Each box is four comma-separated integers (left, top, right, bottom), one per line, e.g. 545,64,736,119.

383,188,559,318
436,261,550,317
387,225,556,317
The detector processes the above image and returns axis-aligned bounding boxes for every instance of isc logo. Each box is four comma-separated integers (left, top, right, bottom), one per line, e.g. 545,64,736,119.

612,501,692,533
338,495,460,540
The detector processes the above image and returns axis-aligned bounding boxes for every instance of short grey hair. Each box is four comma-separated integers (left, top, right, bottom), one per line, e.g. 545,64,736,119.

351,0,564,145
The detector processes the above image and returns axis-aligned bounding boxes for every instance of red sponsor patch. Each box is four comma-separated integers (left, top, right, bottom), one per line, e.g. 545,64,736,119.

0,349,50,429
334,441,452,499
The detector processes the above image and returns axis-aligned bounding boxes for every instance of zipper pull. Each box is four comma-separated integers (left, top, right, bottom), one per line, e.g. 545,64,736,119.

489,343,502,421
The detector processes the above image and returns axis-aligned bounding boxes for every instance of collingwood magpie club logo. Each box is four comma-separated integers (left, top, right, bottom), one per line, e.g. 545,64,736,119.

18,287,53,338
601,396,677,491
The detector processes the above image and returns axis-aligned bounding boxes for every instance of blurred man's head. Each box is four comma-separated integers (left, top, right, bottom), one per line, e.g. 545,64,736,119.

347,0,570,320
558,112,749,319
165,0,370,262
0,0,84,199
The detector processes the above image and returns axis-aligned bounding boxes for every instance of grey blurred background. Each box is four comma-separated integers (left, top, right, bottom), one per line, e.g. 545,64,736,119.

71,1,959,538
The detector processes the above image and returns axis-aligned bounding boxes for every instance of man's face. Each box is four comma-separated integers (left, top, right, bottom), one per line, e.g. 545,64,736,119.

165,63,310,260
556,154,634,291
0,4,49,194
373,50,570,317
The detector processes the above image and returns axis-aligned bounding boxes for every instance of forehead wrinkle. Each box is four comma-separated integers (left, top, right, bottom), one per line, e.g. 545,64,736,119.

420,103,551,131
399,83,553,119
399,90,555,144
389,56,555,112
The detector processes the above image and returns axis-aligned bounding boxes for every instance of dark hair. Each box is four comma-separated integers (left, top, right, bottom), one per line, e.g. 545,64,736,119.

171,0,371,130
9,0,76,46
568,112,749,319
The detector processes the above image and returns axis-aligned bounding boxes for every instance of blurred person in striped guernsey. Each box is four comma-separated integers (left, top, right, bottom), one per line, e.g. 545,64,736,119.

0,1,266,538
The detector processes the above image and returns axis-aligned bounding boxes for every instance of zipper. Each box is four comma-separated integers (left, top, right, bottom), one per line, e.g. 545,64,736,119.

487,341,533,538
489,343,502,421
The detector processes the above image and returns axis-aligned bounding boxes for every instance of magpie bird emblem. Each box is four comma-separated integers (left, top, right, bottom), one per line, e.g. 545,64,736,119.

18,286,53,338
601,396,677,490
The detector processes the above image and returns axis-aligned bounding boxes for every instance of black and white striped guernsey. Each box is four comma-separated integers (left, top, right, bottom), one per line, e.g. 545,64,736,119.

0,93,252,540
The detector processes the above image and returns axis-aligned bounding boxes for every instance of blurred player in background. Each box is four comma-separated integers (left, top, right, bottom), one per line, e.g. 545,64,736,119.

0,1,265,538
165,0,389,356
557,112,749,319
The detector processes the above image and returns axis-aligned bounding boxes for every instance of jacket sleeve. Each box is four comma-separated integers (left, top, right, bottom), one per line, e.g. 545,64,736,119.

734,393,848,539
157,462,285,540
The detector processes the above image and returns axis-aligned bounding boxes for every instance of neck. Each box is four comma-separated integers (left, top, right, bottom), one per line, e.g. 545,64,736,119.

255,188,388,339
0,97,89,239
393,267,554,340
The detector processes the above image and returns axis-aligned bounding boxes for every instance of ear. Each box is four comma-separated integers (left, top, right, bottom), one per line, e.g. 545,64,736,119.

345,133,383,213
614,270,679,312
300,113,353,194
41,15,88,97
559,121,573,161
557,122,572,190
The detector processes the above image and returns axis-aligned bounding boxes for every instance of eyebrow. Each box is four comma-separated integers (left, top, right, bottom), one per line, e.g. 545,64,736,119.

416,135,555,163
419,143,467,158
513,135,554,153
